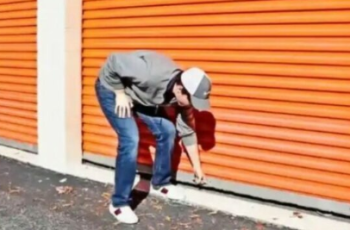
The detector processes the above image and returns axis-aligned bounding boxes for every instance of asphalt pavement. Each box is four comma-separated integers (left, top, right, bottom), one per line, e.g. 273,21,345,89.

0,156,295,230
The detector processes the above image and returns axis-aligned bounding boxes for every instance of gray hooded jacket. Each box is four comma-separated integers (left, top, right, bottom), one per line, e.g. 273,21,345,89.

98,50,197,146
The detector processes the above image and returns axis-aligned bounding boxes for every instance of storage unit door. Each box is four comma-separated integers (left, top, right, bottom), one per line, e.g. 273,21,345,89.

0,0,37,152
82,0,350,205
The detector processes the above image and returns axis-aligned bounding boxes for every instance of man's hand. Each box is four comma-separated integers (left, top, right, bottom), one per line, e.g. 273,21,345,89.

114,90,133,118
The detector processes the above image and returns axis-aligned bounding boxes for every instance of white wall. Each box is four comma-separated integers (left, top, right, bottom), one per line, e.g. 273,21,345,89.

37,0,82,173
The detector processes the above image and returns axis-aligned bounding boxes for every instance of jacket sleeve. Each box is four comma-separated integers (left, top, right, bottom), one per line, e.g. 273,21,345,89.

176,106,198,146
100,52,147,90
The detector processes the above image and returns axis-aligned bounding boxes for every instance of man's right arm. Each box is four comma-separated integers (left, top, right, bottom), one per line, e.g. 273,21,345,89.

100,53,138,117
101,53,126,91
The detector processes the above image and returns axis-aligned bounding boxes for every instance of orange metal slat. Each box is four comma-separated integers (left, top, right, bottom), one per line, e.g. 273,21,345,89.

0,90,36,102
83,24,350,38
0,1,36,13
82,75,350,105
84,72,350,93
178,61,350,79
206,143,350,176
82,123,350,162
0,107,36,119
0,44,36,52
82,38,350,52
0,129,36,144
0,68,36,77
139,147,350,201
200,163,350,202
0,121,36,136
0,9,36,20
0,0,36,4
83,49,350,66
84,0,231,10
83,142,350,202
83,0,350,18
83,107,350,135
0,84,37,94
212,97,350,120
0,26,36,35
86,133,350,190
82,87,350,120
211,86,350,106
84,130,350,176
83,130,350,175
0,75,36,84
210,74,350,92
82,104,350,136
82,113,350,148
199,152,350,188
0,60,36,69
0,35,36,43
0,52,36,60
84,11,350,28
0,18,36,28
213,132,350,162
211,108,350,135
83,60,350,79
202,121,350,149
0,113,36,127
0,98,36,111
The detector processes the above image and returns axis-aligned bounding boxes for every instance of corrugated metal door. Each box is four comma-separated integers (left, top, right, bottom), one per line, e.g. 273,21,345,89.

0,0,37,152
82,0,350,203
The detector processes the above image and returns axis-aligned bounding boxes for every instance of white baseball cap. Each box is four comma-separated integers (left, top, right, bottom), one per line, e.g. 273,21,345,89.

181,67,212,111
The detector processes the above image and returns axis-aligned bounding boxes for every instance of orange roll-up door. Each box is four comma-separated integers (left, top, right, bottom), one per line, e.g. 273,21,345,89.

0,0,37,152
82,0,350,204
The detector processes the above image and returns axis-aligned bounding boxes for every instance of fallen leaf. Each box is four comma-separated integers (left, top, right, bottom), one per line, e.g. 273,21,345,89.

179,222,191,227
62,202,74,208
154,205,163,210
293,211,303,219
166,216,171,221
102,192,111,200
195,217,203,225
51,206,58,211
59,178,67,183
55,186,73,194
8,184,23,194
138,213,155,218
208,210,218,215
33,198,45,202
256,222,265,230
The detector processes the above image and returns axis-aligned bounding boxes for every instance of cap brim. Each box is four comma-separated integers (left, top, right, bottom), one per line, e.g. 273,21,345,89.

191,96,210,111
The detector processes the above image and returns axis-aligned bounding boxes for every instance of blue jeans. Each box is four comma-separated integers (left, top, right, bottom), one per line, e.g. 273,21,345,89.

95,79,175,207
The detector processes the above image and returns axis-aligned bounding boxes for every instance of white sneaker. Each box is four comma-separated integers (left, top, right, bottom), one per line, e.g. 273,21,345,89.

150,184,186,201
109,204,139,224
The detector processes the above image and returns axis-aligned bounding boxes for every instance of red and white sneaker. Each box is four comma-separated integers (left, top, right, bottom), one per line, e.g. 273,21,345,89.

150,184,186,201
109,204,139,224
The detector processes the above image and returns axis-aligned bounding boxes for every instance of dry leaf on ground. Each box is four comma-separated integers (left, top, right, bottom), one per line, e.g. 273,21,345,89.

256,222,265,230
293,211,303,219
55,186,73,194
62,202,74,208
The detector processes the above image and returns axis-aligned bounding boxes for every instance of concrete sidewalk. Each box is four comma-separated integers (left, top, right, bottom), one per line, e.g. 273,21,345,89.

0,156,294,230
